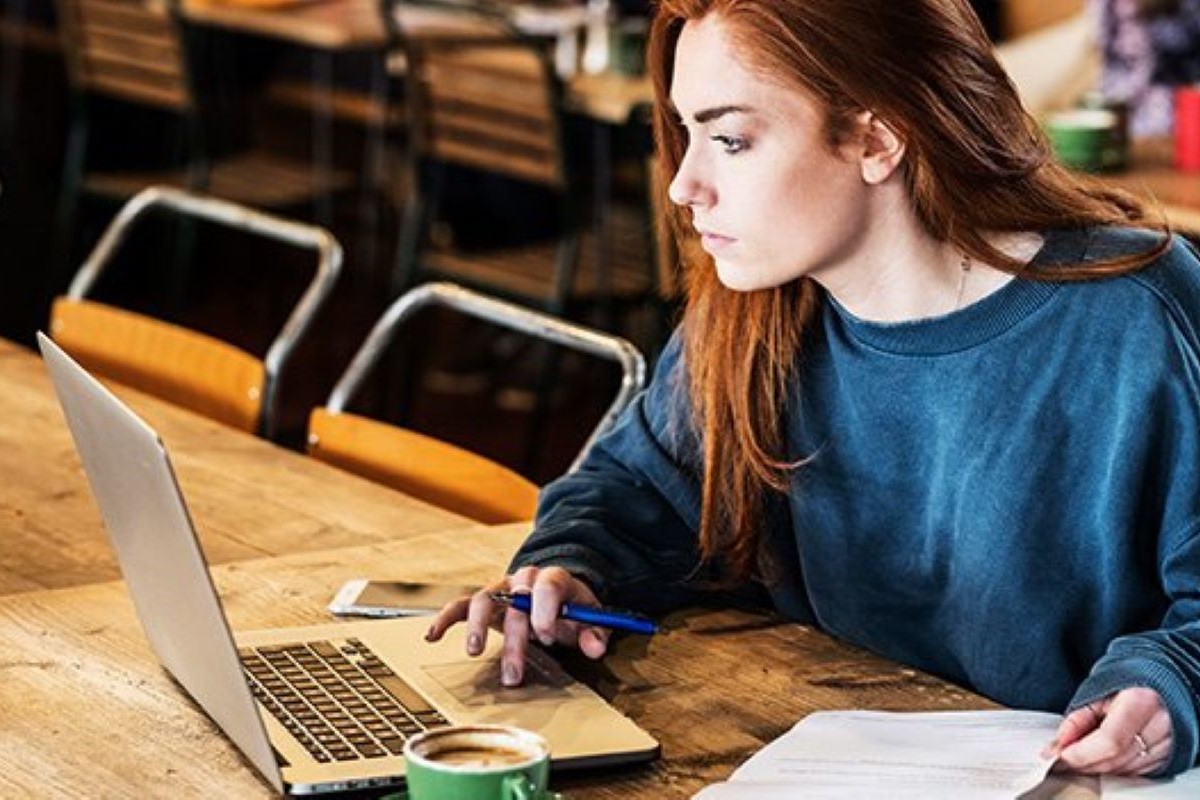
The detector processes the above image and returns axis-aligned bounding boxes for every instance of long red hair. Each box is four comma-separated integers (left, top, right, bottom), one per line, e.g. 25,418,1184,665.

647,0,1169,582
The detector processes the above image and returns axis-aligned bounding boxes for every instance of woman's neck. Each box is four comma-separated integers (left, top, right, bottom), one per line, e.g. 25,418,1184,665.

811,190,1039,323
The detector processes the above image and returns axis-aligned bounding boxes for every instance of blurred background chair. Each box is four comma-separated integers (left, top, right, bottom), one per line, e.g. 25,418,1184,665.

383,1,667,471
50,185,341,438
307,281,646,523
50,0,354,283
390,0,662,321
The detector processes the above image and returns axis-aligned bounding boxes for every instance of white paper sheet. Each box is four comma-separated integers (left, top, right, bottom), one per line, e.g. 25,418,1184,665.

693,710,1061,800
693,710,1200,799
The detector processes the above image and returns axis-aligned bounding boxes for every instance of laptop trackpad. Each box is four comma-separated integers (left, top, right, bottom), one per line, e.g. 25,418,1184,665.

423,655,574,706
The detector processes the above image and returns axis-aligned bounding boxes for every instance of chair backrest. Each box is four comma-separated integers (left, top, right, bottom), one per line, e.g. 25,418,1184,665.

54,0,191,110
308,282,647,523
402,3,568,189
50,185,342,438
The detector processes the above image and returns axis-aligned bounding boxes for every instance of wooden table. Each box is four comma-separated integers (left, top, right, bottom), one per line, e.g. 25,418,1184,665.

1100,139,1200,236
0,338,469,593
0,524,1007,799
181,0,653,125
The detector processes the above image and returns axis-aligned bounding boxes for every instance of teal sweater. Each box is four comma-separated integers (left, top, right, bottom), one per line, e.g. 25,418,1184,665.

514,227,1200,777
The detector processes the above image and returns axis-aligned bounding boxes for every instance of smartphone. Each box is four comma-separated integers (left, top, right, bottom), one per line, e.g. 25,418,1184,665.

328,579,478,618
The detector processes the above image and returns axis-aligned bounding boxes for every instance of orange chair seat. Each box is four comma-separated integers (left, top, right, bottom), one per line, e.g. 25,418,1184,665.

51,297,265,432
307,407,538,524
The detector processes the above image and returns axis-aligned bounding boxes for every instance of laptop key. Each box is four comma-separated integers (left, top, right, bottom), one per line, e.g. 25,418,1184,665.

370,674,435,715
416,711,447,727
378,737,407,755
310,641,341,659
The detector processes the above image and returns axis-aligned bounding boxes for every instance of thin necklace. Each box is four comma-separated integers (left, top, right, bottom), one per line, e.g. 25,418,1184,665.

953,252,972,310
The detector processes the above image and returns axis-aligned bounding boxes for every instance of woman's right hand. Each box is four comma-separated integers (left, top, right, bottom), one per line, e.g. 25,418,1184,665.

425,565,610,687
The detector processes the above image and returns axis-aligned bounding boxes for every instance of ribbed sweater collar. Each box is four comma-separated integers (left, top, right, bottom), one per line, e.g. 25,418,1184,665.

824,228,1090,356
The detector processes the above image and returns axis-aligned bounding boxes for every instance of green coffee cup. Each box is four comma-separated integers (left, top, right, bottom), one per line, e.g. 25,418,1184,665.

1044,109,1118,172
394,725,562,800
610,17,648,76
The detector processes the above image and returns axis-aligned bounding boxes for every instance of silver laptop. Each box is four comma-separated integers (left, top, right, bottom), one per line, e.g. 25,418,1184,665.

38,333,658,796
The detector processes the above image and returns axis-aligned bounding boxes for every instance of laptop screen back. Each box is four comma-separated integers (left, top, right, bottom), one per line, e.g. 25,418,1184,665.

38,333,283,794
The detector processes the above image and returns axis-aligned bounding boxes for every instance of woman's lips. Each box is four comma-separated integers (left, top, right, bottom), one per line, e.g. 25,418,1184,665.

699,232,736,253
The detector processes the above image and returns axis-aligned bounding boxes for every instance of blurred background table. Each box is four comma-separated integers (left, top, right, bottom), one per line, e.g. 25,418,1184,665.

1102,139,1200,237
180,0,653,125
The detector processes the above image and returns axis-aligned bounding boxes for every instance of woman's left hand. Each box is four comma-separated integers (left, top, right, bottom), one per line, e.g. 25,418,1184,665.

1043,687,1172,776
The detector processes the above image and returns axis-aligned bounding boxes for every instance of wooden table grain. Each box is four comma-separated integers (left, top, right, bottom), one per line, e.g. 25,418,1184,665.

0,338,469,594
0,524,1006,799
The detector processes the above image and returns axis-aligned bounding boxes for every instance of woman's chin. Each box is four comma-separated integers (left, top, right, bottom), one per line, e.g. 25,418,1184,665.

715,260,781,292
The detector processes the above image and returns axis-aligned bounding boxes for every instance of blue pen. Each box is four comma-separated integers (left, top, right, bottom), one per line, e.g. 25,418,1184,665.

490,591,659,635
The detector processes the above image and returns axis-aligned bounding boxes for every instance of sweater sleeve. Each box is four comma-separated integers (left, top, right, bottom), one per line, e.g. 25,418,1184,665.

508,333,711,613
1068,245,1200,777
1067,523,1200,777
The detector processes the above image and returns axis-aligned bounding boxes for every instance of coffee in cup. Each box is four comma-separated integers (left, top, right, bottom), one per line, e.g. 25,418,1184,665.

399,724,560,800
424,743,534,769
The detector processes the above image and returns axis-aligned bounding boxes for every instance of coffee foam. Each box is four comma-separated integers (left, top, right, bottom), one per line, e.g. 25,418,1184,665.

407,725,547,773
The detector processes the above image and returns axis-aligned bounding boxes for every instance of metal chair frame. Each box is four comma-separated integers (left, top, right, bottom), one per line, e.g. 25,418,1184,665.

64,185,343,438
325,281,646,472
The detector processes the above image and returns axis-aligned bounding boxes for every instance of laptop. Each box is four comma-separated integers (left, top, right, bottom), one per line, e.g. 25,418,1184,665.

37,333,659,796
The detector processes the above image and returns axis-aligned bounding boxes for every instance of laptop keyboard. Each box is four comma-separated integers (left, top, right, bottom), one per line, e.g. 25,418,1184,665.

240,638,449,763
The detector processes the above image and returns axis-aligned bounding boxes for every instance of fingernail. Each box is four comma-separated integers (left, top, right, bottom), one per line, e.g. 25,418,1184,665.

466,633,481,655
424,626,435,642
502,662,521,686
538,633,555,647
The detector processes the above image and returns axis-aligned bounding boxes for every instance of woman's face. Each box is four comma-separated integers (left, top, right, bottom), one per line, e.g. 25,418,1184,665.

667,15,875,292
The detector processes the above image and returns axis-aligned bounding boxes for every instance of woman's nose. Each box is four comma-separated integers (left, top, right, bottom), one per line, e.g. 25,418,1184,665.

667,171,694,207
662,146,705,208
668,151,710,208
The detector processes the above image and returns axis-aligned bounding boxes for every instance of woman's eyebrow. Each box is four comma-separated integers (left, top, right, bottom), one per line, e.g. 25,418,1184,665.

693,104,754,124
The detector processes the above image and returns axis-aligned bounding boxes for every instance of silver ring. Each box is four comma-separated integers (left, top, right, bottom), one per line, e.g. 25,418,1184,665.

1133,732,1150,758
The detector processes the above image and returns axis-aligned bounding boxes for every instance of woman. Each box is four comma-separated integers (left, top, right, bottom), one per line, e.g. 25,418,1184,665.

428,0,1200,779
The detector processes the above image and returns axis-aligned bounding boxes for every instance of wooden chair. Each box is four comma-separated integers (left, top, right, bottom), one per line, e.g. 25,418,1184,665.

50,185,342,438
51,0,354,281
390,0,663,319
308,282,646,524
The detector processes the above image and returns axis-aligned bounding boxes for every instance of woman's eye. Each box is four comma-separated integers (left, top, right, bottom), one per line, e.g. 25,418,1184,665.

711,135,749,155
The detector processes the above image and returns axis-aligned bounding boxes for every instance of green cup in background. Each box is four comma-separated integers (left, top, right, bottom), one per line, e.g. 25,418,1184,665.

610,17,648,76
392,725,561,800
1077,92,1129,170
1044,108,1118,172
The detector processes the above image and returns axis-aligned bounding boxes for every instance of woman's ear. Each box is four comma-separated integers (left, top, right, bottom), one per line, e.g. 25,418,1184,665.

856,111,906,185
